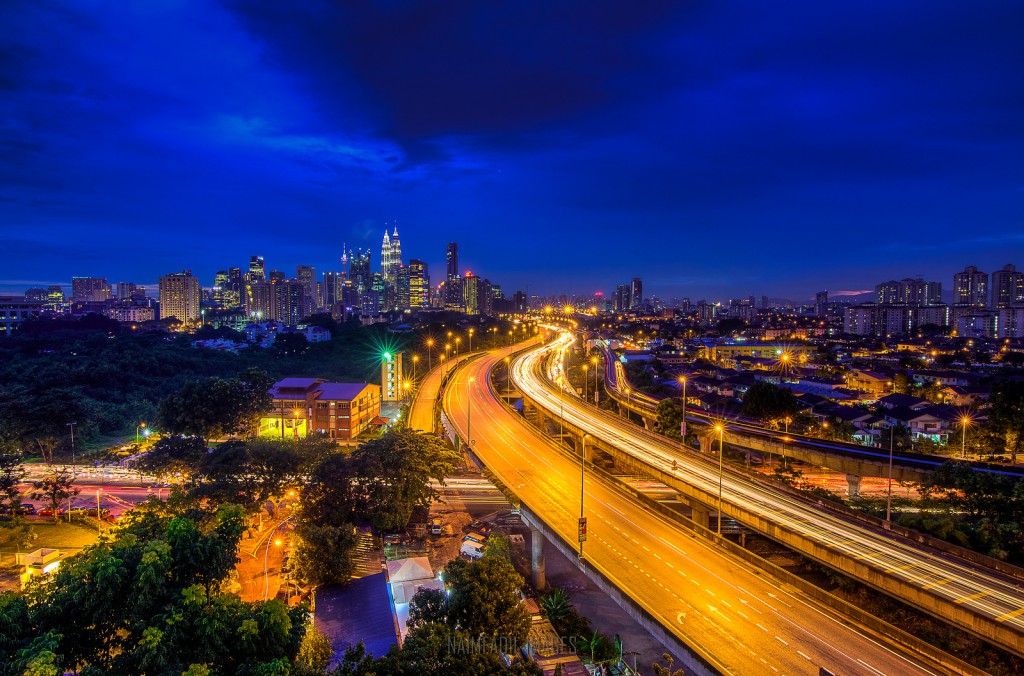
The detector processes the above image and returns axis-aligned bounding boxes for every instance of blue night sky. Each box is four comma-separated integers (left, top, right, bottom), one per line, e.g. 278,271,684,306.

1,1,1022,301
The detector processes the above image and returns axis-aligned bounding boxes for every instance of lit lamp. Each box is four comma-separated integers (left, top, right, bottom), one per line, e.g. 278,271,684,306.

715,424,725,535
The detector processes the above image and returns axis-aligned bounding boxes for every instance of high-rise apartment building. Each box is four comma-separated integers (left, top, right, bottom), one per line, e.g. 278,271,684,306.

248,279,306,325
815,291,828,316
395,265,411,311
463,273,480,315
296,265,317,314
876,278,942,306
630,278,643,310
614,284,631,312
71,277,111,303
953,265,988,307
158,271,201,327
991,264,1024,308
408,259,429,308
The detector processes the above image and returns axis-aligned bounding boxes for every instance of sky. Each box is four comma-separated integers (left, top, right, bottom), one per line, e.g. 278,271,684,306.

1,1,1022,302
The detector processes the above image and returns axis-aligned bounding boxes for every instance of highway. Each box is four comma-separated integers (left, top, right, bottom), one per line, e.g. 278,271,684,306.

445,346,946,675
601,345,1024,480
519,331,1024,656
408,355,471,432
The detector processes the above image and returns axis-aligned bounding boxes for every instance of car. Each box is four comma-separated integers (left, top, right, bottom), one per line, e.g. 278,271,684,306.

19,503,36,515
83,507,110,518
37,507,63,517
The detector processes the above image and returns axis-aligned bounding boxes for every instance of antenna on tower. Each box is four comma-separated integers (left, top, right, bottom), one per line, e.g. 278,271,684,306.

341,243,349,266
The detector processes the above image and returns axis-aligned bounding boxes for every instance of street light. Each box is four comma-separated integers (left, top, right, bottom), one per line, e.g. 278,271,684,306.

886,429,895,526
960,415,972,459
468,328,475,352
136,421,147,445
412,354,419,382
678,376,687,442
455,336,462,358
426,338,434,371
66,422,77,469
582,364,589,401
293,409,301,441
579,433,589,560
504,356,511,397
715,424,724,535
591,356,599,404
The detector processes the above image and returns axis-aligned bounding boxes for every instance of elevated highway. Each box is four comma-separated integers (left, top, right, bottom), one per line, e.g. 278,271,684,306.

514,331,1024,658
444,346,958,675
599,345,1024,489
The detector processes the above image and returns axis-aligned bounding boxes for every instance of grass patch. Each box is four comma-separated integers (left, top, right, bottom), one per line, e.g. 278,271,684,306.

0,520,101,559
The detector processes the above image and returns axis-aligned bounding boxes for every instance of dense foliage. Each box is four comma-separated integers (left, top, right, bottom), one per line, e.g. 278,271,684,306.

0,502,306,675
0,318,399,456
739,381,801,423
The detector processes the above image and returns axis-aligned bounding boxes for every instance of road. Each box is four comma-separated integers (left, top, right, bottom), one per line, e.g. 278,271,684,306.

522,331,1024,656
446,347,943,675
408,355,473,432
601,345,1023,478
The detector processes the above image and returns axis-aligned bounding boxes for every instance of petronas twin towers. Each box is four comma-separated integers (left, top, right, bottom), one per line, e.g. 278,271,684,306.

381,227,402,284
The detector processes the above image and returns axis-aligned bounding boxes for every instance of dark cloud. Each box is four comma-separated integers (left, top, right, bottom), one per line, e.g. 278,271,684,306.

0,0,1021,299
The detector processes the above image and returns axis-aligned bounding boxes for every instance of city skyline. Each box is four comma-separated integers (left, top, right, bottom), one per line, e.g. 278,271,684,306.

2,2,1022,298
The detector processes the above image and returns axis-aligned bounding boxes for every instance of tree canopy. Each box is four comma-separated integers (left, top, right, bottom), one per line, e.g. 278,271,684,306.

740,381,801,423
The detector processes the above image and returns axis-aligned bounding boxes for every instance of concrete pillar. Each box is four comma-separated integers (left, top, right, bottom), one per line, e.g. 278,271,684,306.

698,435,713,455
530,527,546,590
846,474,861,499
642,417,653,431
690,504,710,530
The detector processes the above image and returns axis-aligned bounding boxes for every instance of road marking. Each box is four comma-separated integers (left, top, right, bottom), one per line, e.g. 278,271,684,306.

796,650,812,662
736,610,748,620
955,590,991,604
857,658,885,675
921,577,953,590
775,636,788,646
756,624,768,632
995,606,1024,623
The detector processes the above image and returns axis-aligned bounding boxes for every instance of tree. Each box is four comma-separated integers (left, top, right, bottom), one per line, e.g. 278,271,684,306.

193,440,303,514
892,371,912,395
158,370,273,445
295,626,333,673
715,318,746,336
290,522,358,586
442,556,530,643
29,470,79,522
653,400,684,440
25,501,306,673
352,429,460,530
0,451,26,517
407,587,448,629
988,380,1024,463
539,588,572,625
740,381,800,423
136,435,207,481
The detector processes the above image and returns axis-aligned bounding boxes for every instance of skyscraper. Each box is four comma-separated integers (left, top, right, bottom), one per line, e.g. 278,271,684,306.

630,278,643,310
380,227,404,285
249,256,266,282
395,265,411,311
409,259,429,309
953,265,988,307
991,264,1024,308
445,242,463,310
296,265,317,313
614,285,630,312
463,273,480,315
815,291,828,317
158,271,200,327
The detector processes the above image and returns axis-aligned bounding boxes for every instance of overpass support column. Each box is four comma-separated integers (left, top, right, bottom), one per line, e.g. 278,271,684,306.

690,504,710,530
846,474,861,499
530,527,546,591
642,416,654,431
698,435,713,455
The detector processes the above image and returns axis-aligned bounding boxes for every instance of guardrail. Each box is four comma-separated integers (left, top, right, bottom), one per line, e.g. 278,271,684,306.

500,353,985,676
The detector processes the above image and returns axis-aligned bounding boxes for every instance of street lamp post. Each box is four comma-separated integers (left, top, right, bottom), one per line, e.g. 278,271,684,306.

467,376,475,449
591,355,599,404
579,433,588,560
455,336,462,358
426,338,434,371
468,328,474,352
960,416,971,460
582,364,588,401
504,357,511,398
66,421,77,469
412,355,419,383
886,430,895,526
136,422,146,445
678,376,687,442
715,425,724,535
